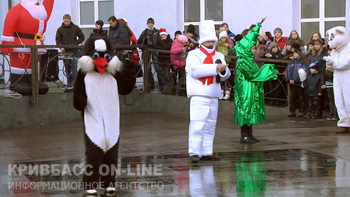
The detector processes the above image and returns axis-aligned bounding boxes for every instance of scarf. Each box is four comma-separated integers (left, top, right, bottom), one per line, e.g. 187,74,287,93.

199,46,215,85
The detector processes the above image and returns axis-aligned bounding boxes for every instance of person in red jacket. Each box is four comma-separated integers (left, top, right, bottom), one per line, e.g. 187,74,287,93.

273,27,288,52
1,0,55,95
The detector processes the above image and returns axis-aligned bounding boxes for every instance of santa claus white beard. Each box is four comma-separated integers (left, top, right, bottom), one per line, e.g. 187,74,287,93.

21,0,41,4
21,0,47,20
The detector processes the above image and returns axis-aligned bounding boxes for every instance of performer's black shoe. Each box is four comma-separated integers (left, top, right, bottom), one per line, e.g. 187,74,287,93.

288,113,296,117
190,155,200,163
248,128,261,142
240,136,256,144
249,134,260,142
241,125,256,144
200,155,220,161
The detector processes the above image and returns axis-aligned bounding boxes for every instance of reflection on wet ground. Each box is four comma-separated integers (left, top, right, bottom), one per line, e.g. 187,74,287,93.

1,112,350,196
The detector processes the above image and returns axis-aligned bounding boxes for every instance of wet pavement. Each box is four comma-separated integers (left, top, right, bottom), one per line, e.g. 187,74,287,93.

0,111,349,196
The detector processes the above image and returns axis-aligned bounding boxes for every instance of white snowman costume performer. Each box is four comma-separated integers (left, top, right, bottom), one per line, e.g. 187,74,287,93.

186,20,231,159
323,26,350,130
73,37,135,194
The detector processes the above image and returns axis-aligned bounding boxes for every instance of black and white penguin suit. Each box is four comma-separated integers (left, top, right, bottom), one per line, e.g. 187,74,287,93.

73,37,136,190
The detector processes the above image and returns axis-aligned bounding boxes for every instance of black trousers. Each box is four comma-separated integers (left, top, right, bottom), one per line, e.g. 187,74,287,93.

309,96,322,118
289,84,305,113
83,133,119,190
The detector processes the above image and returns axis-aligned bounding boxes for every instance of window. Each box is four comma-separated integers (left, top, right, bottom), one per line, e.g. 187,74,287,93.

79,0,114,39
184,0,223,33
300,0,346,41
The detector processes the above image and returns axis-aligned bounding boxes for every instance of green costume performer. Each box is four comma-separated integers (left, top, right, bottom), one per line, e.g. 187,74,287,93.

233,18,277,143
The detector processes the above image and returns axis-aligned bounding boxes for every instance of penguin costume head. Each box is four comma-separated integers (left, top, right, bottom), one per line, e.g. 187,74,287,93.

78,36,123,75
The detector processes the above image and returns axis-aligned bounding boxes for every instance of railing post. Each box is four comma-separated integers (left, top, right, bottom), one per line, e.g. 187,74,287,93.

30,45,39,104
143,46,150,93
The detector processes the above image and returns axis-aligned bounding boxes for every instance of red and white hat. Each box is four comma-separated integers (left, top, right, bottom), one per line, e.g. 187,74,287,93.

160,28,168,36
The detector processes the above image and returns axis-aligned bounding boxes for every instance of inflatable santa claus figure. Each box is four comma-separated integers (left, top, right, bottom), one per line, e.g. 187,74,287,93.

323,26,350,134
1,0,55,95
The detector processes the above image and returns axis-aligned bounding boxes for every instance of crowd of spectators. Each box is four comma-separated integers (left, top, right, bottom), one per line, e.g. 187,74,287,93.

54,14,337,120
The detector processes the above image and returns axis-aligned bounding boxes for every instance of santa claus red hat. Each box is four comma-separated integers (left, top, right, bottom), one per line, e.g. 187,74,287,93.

160,28,168,36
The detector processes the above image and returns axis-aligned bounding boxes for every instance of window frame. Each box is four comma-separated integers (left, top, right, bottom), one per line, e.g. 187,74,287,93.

183,0,223,29
78,0,114,28
300,0,346,38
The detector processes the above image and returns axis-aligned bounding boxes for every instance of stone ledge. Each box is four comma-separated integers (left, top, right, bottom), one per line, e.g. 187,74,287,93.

0,89,289,130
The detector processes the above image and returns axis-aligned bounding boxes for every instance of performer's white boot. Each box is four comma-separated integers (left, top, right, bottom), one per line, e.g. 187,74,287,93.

219,90,224,100
223,90,231,100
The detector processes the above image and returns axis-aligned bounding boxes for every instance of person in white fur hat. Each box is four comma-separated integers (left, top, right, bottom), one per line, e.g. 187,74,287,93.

216,30,233,100
186,20,231,163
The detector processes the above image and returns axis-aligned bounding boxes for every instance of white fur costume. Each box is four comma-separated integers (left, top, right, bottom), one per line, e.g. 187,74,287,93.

324,26,350,128
186,20,231,157
73,38,136,192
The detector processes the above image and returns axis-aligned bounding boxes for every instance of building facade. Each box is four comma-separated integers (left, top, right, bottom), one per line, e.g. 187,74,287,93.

1,0,349,45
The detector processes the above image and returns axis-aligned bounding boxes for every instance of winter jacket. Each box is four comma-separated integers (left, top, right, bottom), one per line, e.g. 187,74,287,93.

304,72,323,97
216,40,232,64
156,35,172,65
255,45,267,67
108,22,130,46
137,28,160,49
274,36,288,51
56,22,85,51
89,28,108,38
286,57,307,86
307,48,328,66
265,49,283,59
171,39,186,70
281,39,306,55
308,48,327,83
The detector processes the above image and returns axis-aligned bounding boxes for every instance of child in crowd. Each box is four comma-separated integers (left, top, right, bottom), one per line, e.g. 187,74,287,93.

216,31,233,100
174,30,182,40
264,31,273,48
286,49,307,117
324,47,338,121
264,42,283,105
302,62,323,119
282,40,294,58
171,35,190,96
307,38,327,118
305,41,314,56
264,43,283,59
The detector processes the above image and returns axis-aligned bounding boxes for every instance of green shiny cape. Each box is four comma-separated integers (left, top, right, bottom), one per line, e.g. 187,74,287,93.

233,22,278,126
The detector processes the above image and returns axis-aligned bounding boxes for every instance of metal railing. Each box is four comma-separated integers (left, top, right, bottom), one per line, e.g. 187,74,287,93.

0,44,291,104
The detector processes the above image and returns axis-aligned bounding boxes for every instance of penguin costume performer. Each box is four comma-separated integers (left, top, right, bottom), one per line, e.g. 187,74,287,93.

73,37,136,195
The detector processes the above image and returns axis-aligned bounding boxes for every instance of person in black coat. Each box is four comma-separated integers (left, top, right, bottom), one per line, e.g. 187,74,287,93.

156,28,173,94
107,16,130,46
302,61,324,119
90,20,108,38
286,49,307,117
55,14,85,87
137,18,163,91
